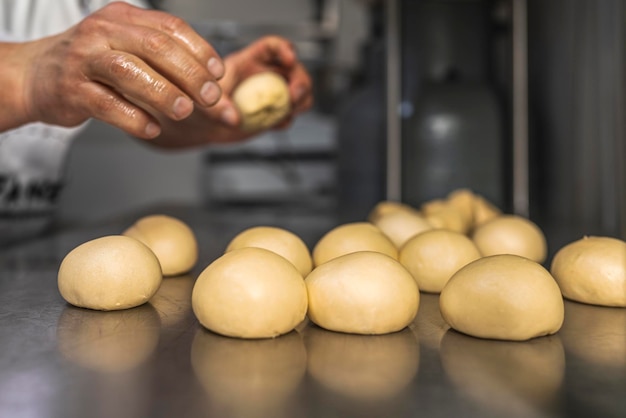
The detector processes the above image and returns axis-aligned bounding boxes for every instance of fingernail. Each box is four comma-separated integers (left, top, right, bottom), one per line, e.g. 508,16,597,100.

207,57,225,79
145,122,161,138
221,107,238,126
201,82,221,105
173,96,193,119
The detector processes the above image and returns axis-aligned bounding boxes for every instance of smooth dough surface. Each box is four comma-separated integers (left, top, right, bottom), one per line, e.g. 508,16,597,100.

367,200,421,224
58,235,162,311
305,251,419,334
123,214,198,276
371,207,433,248
472,215,547,263
312,222,397,266
225,226,312,277
232,71,291,131
192,247,307,339
440,254,564,341
550,236,626,307
399,229,482,293
421,199,469,234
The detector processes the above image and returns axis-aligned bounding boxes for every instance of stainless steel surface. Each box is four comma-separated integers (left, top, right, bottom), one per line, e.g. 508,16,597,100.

1,205,625,418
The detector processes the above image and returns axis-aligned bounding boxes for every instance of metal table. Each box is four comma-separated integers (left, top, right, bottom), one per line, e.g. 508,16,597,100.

1,205,624,418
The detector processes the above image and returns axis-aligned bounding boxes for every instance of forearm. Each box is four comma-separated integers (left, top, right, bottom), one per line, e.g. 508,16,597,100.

0,41,36,132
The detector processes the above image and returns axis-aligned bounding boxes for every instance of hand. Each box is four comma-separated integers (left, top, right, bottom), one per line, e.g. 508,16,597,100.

8,2,225,139
150,35,314,148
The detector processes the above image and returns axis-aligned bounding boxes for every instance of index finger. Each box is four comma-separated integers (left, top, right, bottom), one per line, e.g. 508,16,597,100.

100,3,225,79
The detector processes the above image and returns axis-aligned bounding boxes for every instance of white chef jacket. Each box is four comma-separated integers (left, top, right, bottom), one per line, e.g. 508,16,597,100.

0,0,147,245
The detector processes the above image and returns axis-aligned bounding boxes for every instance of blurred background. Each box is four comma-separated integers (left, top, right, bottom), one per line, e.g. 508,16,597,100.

57,0,625,250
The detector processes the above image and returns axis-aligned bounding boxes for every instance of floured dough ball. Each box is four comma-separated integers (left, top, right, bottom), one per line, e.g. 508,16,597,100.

550,236,626,307
472,215,547,263
367,200,420,224
440,254,564,341
399,229,482,293
58,235,162,311
225,226,312,277
123,214,198,276
305,251,419,334
371,208,432,249
232,71,291,132
192,247,307,339
421,199,469,234
312,222,397,266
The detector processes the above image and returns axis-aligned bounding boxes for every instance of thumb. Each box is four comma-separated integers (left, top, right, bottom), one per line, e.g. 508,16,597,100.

206,96,240,127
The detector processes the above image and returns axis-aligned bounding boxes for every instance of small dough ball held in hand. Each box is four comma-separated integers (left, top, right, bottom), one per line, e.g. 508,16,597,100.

550,236,626,307
225,226,312,277
233,71,291,132
305,251,420,335
440,254,564,341
192,247,307,339
399,229,482,293
58,236,162,311
472,215,547,263
123,214,198,276
312,222,397,266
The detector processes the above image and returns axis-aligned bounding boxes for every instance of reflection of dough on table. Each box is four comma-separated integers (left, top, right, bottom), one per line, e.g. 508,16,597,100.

411,293,449,349
148,275,194,329
560,300,626,369
304,326,419,402
56,304,161,373
190,329,306,418
440,330,565,416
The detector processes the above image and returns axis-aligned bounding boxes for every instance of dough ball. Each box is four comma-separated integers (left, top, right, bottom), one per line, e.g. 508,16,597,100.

56,304,161,373
399,229,482,293
225,226,312,277
550,236,626,307
472,215,547,263
304,327,419,401
192,247,307,339
312,222,397,266
58,235,162,311
305,251,419,334
472,194,501,227
370,207,433,248
232,71,291,132
440,254,564,341
421,199,469,234
123,214,198,276
447,188,475,228
367,200,420,224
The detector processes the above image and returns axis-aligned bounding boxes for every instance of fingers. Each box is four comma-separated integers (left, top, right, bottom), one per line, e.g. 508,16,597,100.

79,82,162,139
